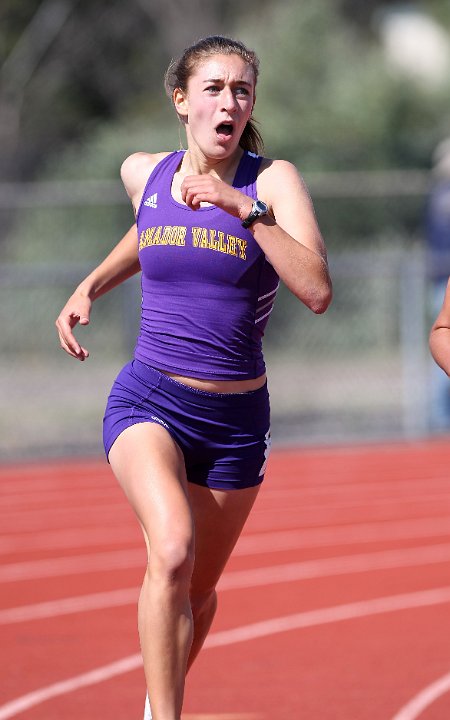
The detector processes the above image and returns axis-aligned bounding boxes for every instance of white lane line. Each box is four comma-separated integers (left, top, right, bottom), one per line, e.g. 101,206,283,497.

205,586,450,647
2,515,450,558
219,543,450,591
0,548,145,582
2,586,450,719
3,541,450,585
233,516,450,555
260,477,450,499
4,487,450,531
250,491,450,517
0,588,139,624
183,715,261,719
1,504,130,533
182,716,261,719
390,670,450,720
2,485,122,505
4,543,450,624
0,655,142,720
0,526,140,555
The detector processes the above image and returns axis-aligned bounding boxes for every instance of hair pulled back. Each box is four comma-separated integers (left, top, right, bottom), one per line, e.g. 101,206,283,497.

165,35,264,156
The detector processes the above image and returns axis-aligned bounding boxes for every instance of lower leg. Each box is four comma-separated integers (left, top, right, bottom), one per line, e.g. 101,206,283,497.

143,589,216,720
139,556,194,719
187,589,218,670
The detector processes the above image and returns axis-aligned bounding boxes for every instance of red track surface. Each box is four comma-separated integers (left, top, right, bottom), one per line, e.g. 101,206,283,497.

1,439,450,719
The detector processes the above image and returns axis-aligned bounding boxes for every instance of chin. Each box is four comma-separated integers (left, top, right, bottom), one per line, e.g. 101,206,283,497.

212,139,239,156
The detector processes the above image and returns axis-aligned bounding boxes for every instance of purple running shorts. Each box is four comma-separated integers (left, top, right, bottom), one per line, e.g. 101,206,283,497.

103,359,271,490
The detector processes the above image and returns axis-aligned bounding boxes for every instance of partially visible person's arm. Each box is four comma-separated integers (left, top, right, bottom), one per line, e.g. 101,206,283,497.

430,278,450,375
56,224,140,360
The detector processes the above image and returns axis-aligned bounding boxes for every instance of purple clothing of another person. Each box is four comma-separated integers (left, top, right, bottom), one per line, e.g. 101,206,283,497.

134,150,280,380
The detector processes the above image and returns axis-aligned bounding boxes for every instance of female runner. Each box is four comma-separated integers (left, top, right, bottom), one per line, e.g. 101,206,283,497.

56,35,332,720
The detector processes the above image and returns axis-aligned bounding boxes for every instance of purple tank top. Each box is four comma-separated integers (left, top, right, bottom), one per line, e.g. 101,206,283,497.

134,150,279,380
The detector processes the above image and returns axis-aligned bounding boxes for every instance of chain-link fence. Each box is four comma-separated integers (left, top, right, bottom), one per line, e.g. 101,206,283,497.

1,171,448,460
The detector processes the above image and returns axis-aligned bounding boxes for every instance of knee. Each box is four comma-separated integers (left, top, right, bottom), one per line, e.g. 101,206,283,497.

190,587,218,624
147,535,195,588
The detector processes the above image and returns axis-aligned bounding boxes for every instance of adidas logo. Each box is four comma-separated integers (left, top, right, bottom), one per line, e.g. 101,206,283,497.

144,193,158,208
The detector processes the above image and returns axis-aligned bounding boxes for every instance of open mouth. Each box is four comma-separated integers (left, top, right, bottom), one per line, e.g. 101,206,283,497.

215,122,234,138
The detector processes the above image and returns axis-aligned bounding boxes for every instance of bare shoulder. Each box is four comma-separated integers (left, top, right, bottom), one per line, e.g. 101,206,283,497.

257,158,311,202
120,151,171,205
256,157,325,254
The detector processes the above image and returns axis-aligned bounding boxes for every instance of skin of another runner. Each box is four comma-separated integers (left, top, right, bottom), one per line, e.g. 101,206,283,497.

430,277,450,375
56,36,332,720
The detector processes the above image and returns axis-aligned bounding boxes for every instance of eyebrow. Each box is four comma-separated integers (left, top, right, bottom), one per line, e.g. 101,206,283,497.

202,78,252,86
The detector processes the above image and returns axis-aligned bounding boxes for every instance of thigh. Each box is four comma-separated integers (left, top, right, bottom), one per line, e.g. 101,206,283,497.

183,383,271,491
109,422,193,553
188,483,260,597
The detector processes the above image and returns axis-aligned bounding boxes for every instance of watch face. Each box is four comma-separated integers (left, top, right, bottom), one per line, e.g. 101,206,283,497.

242,199,268,228
255,200,268,214
255,200,268,215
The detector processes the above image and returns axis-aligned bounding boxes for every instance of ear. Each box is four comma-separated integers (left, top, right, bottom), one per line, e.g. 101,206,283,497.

173,88,188,118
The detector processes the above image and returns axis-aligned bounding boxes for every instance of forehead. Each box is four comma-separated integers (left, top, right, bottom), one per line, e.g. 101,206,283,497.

190,53,255,85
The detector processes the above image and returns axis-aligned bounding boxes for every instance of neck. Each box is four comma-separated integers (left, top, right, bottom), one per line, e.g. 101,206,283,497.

181,146,243,181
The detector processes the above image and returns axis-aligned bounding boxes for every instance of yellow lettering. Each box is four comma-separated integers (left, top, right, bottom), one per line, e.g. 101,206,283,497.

139,226,186,250
208,229,219,251
192,227,203,247
161,226,176,245
218,231,227,253
152,226,162,244
174,226,187,246
139,226,156,250
190,226,247,260
227,235,238,257
236,238,247,260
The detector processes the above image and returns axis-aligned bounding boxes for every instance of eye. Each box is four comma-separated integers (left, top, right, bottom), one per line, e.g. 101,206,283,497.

235,86,250,97
205,85,220,94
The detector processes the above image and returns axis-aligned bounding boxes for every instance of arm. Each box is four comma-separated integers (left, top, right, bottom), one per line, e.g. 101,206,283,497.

181,159,332,314
56,152,166,360
56,223,140,360
250,159,331,313
429,278,450,375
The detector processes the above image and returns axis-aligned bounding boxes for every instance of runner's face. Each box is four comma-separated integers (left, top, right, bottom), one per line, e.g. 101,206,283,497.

176,54,255,158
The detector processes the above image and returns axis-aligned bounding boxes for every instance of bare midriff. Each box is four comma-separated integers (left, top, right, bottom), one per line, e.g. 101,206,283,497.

161,371,267,394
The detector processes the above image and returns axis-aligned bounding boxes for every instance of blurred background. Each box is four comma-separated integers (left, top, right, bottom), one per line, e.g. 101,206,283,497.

1,0,450,459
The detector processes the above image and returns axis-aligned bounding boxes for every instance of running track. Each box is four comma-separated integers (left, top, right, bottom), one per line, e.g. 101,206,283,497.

1,439,450,719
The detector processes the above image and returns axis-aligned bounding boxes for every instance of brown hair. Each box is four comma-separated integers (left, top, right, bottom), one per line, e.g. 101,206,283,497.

165,35,264,155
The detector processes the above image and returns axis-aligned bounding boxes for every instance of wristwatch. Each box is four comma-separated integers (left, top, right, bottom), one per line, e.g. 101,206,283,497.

241,199,269,229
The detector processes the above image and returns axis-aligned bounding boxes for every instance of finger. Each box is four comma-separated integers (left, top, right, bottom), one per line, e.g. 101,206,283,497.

58,333,89,361
184,188,200,209
57,332,82,360
181,182,195,206
57,332,82,359
180,178,189,203
190,194,201,209
69,307,90,325
181,177,203,200
56,319,87,359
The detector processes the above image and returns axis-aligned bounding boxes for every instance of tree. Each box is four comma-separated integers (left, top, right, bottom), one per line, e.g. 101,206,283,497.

0,0,269,181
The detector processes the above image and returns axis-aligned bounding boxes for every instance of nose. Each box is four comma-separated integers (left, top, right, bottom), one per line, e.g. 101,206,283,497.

221,87,237,113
